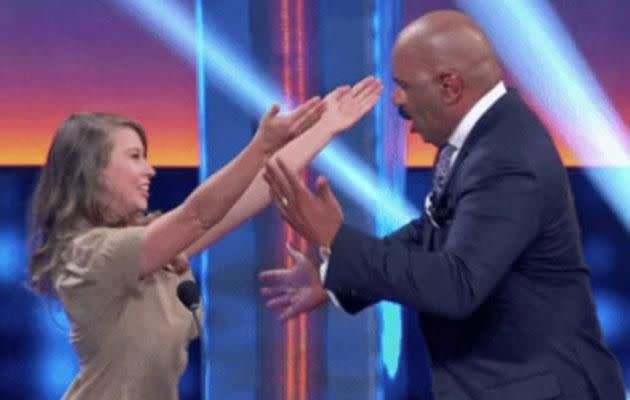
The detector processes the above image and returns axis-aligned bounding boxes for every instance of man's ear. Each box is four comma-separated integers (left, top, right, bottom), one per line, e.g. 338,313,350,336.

440,71,463,105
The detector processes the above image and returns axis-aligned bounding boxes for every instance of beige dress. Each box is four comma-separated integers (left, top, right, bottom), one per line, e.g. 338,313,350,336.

54,226,200,400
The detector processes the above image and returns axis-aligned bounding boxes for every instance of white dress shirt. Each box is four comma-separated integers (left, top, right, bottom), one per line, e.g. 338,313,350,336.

322,81,507,310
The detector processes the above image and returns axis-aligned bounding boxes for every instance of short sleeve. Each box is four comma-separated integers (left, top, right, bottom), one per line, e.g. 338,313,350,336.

56,226,145,320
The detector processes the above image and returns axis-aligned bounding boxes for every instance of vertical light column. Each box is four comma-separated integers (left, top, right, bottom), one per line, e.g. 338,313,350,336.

279,1,311,398
316,1,379,399
372,2,405,399
194,0,210,397
195,1,261,399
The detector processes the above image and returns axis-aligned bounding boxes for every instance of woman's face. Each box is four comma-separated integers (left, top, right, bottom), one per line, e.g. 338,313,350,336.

100,127,155,221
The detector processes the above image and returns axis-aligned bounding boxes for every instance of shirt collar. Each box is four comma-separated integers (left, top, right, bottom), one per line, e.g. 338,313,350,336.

448,81,507,150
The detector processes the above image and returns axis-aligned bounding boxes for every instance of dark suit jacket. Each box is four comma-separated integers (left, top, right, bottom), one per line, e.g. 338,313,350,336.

324,90,625,400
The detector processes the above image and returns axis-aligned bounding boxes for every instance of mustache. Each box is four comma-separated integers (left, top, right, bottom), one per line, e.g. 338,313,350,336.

398,106,411,120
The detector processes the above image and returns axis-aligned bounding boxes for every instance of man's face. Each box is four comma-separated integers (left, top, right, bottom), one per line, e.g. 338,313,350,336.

392,46,452,147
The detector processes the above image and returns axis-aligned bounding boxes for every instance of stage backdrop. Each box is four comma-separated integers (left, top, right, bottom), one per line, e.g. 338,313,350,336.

0,0,628,399
0,0,198,167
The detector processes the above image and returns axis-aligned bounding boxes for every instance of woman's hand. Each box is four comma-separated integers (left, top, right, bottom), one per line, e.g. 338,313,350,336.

170,252,190,275
254,97,326,156
317,76,383,136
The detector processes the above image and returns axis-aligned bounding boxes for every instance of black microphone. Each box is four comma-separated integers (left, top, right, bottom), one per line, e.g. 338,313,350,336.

177,280,200,310
177,280,202,335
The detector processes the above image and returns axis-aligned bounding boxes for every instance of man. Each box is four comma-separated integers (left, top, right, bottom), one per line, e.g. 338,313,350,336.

260,10,625,400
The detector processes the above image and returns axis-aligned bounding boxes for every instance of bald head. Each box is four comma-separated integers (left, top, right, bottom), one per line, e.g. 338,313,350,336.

395,10,502,91
392,10,503,146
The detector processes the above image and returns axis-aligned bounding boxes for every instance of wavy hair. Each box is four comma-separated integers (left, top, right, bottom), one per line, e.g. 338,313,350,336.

28,112,148,296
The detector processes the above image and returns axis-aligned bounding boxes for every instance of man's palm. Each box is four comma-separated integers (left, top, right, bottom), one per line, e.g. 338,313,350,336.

259,245,328,321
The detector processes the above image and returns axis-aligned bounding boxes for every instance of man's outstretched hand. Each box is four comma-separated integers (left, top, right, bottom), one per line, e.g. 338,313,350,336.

264,158,343,247
259,244,329,321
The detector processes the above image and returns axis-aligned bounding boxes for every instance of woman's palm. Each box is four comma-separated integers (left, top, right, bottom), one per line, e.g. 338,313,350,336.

320,76,383,134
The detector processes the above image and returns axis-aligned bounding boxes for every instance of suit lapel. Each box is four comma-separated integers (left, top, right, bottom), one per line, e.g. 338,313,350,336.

435,89,521,204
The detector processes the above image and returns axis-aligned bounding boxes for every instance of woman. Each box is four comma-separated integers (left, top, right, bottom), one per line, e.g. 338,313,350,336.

27,76,382,399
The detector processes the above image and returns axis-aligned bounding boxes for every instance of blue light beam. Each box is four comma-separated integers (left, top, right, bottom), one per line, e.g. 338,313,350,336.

458,0,630,229
372,0,406,384
111,0,420,230
111,0,282,116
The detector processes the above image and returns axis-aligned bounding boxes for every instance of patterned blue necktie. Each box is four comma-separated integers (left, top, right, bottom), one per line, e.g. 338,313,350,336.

432,144,456,196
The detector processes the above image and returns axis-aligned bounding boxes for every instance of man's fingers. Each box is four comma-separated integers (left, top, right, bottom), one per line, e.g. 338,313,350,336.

260,286,293,298
279,305,299,321
314,175,341,214
276,158,309,206
266,295,292,311
281,212,316,245
286,242,307,263
315,175,332,198
259,269,291,286
276,199,304,230
265,173,297,220
266,159,316,240
264,159,294,205
264,170,289,207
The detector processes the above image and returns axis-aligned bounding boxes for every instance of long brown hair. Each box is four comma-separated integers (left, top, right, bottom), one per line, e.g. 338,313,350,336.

28,112,148,295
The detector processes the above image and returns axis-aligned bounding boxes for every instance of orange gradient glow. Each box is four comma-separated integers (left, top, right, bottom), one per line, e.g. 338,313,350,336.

280,1,297,398
407,131,593,168
0,101,198,167
0,111,198,167
406,117,629,168
296,0,309,398
280,0,310,398
0,1,198,168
